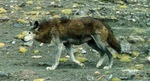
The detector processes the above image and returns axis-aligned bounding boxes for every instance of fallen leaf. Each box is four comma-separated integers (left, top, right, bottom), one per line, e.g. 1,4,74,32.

17,34,24,39
111,77,122,81
17,19,27,23
19,47,27,53
59,57,69,62
16,31,27,39
28,11,39,15
120,54,131,62
0,43,5,47
33,6,42,10
26,1,33,5
33,78,45,81
118,5,128,9
34,50,39,54
76,57,88,63
132,51,140,57
0,8,7,14
53,15,60,18
95,71,100,75
61,9,72,15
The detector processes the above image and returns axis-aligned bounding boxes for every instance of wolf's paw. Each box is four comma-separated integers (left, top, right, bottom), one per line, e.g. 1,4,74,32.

103,66,112,70
46,67,56,70
79,63,85,69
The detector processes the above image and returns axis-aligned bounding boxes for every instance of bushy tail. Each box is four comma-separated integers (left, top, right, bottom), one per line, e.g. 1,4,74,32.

103,22,121,53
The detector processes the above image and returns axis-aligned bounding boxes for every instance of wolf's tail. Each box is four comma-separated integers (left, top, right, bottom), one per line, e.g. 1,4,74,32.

103,22,121,54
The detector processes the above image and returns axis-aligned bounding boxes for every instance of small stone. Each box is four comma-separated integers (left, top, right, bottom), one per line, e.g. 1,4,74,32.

120,40,131,54
0,71,10,78
90,49,98,53
11,41,16,44
147,56,150,62
81,50,87,54
50,1,55,5
39,43,43,46
78,47,83,50
31,56,42,59
86,75,94,81
65,55,70,58
13,23,24,28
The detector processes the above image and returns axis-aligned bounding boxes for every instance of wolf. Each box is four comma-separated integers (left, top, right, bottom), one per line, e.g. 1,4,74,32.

23,17,122,70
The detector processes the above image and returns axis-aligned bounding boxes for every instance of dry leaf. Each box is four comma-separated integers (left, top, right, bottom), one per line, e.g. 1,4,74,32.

0,43,5,47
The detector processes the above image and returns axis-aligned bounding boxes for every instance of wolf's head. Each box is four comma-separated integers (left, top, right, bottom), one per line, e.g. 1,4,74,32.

23,20,52,43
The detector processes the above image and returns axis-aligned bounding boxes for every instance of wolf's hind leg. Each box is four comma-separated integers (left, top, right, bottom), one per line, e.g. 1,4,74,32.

64,43,85,68
87,40,105,68
91,35,113,69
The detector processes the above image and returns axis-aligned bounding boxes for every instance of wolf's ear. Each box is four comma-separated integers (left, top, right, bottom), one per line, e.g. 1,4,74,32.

33,21,39,29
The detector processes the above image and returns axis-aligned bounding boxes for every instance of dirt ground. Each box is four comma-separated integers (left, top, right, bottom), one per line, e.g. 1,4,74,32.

0,0,150,81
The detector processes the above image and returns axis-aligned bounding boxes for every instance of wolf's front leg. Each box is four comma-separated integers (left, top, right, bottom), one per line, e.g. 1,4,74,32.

46,43,63,70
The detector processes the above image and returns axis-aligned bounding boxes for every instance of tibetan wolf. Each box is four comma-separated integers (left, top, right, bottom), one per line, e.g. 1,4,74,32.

23,17,122,70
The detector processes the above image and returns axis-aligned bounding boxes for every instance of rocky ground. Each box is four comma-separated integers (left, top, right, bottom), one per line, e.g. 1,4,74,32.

0,0,150,81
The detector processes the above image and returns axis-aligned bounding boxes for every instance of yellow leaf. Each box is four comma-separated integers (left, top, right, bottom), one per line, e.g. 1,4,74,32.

59,57,69,62
19,47,27,53
118,5,128,9
134,64,144,70
111,77,122,81
34,50,39,54
28,11,39,15
120,54,131,62
17,19,27,23
33,6,42,10
72,3,79,8
76,57,88,63
17,34,25,39
16,31,27,39
33,78,45,81
132,51,140,57
0,7,7,14
53,15,60,18
61,9,72,15
21,31,28,36
26,1,33,5
0,43,5,47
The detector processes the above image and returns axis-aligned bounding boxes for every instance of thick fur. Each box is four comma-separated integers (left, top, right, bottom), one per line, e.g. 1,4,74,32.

25,17,121,70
